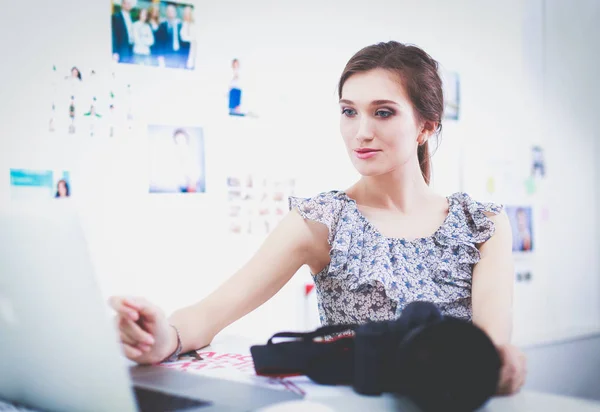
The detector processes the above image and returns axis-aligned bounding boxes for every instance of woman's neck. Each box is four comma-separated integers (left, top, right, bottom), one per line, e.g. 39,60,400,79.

351,161,434,214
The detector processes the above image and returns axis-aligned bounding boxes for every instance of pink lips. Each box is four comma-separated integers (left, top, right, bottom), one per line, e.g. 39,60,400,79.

354,148,380,160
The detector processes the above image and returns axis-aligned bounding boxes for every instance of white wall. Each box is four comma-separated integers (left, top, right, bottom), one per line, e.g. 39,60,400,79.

514,0,600,345
0,0,598,345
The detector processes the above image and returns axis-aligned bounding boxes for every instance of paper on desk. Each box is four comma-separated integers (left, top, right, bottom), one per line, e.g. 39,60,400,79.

159,350,348,398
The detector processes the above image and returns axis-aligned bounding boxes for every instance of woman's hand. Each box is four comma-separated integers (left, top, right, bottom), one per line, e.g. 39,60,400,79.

496,343,527,395
108,296,176,365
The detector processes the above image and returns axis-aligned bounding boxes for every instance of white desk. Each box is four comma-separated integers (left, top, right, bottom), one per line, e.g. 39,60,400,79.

263,388,600,412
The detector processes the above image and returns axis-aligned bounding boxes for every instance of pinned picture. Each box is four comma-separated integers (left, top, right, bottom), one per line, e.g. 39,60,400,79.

505,206,533,252
111,0,197,70
10,169,72,201
531,146,545,179
227,58,258,117
226,173,295,235
148,125,206,193
440,68,460,120
228,58,243,116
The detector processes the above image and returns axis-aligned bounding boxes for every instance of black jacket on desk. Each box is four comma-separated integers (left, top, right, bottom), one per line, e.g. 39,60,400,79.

251,301,501,412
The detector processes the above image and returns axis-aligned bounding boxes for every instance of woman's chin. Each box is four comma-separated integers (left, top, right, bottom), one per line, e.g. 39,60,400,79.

350,158,392,177
354,167,386,177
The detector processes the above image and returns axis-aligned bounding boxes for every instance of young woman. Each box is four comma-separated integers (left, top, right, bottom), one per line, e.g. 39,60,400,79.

55,179,70,198
132,8,155,66
110,41,527,395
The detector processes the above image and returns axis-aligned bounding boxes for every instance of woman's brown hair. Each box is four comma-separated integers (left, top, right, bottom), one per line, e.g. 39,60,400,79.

338,41,444,184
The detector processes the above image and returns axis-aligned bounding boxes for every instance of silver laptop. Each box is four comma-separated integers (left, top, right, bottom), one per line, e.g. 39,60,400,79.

0,204,300,412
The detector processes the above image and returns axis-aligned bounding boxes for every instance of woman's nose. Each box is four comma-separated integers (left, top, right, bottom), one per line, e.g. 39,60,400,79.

355,116,375,142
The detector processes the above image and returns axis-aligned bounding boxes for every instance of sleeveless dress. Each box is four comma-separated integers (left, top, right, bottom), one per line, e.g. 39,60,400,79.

289,191,503,325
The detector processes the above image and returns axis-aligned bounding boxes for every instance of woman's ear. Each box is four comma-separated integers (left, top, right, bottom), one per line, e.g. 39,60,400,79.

417,121,437,146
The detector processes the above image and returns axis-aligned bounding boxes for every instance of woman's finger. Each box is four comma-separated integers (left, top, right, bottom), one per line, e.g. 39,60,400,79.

122,343,142,359
109,296,140,321
130,297,161,323
121,318,155,345
120,330,137,346
137,342,153,353
118,316,147,346
512,376,524,394
120,329,151,353
122,296,143,311
496,367,511,395
516,361,527,391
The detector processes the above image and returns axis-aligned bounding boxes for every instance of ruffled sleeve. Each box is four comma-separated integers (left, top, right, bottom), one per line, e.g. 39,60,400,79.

288,191,348,245
452,192,503,244
434,192,504,267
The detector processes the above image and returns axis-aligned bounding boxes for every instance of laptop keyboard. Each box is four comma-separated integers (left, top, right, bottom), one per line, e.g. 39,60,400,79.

133,386,210,411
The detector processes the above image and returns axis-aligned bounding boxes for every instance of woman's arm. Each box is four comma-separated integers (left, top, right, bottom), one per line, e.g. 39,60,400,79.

132,22,142,47
179,22,195,43
472,211,514,345
144,24,155,47
167,209,326,353
472,212,527,395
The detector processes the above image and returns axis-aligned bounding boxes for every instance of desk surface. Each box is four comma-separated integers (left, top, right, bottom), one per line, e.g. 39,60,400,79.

266,388,600,412
3,334,600,412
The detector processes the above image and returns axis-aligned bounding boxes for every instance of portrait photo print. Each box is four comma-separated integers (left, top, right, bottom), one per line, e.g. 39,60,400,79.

505,206,534,252
10,169,72,201
111,0,197,70
148,125,206,193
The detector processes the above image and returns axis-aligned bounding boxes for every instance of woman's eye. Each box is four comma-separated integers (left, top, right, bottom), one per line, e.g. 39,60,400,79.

342,108,356,116
376,110,393,118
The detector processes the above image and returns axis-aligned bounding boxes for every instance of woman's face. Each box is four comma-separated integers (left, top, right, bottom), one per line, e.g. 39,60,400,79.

173,132,188,146
71,68,80,78
57,181,67,197
516,210,528,230
183,6,193,21
150,6,159,19
339,68,427,177
139,8,148,22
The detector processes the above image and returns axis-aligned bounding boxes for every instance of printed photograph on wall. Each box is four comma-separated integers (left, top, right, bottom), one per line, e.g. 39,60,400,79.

226,173,295,235
148,124,206,193
228,58,243,116
111,0,197,70
227,58,258,118
531,145,545,179
505,206,534,252
10,169,72,201
48,64,135,137
440,68,460,120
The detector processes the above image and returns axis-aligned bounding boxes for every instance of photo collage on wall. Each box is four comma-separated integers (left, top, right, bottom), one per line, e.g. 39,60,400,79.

226,174,296,235
48,64,135,138
26,0,302,232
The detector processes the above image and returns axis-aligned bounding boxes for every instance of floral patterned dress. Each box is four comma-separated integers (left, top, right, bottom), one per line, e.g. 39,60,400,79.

289,191,503,325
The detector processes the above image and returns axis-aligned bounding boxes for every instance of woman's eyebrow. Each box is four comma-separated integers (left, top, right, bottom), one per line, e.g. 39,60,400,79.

338,99,399,106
